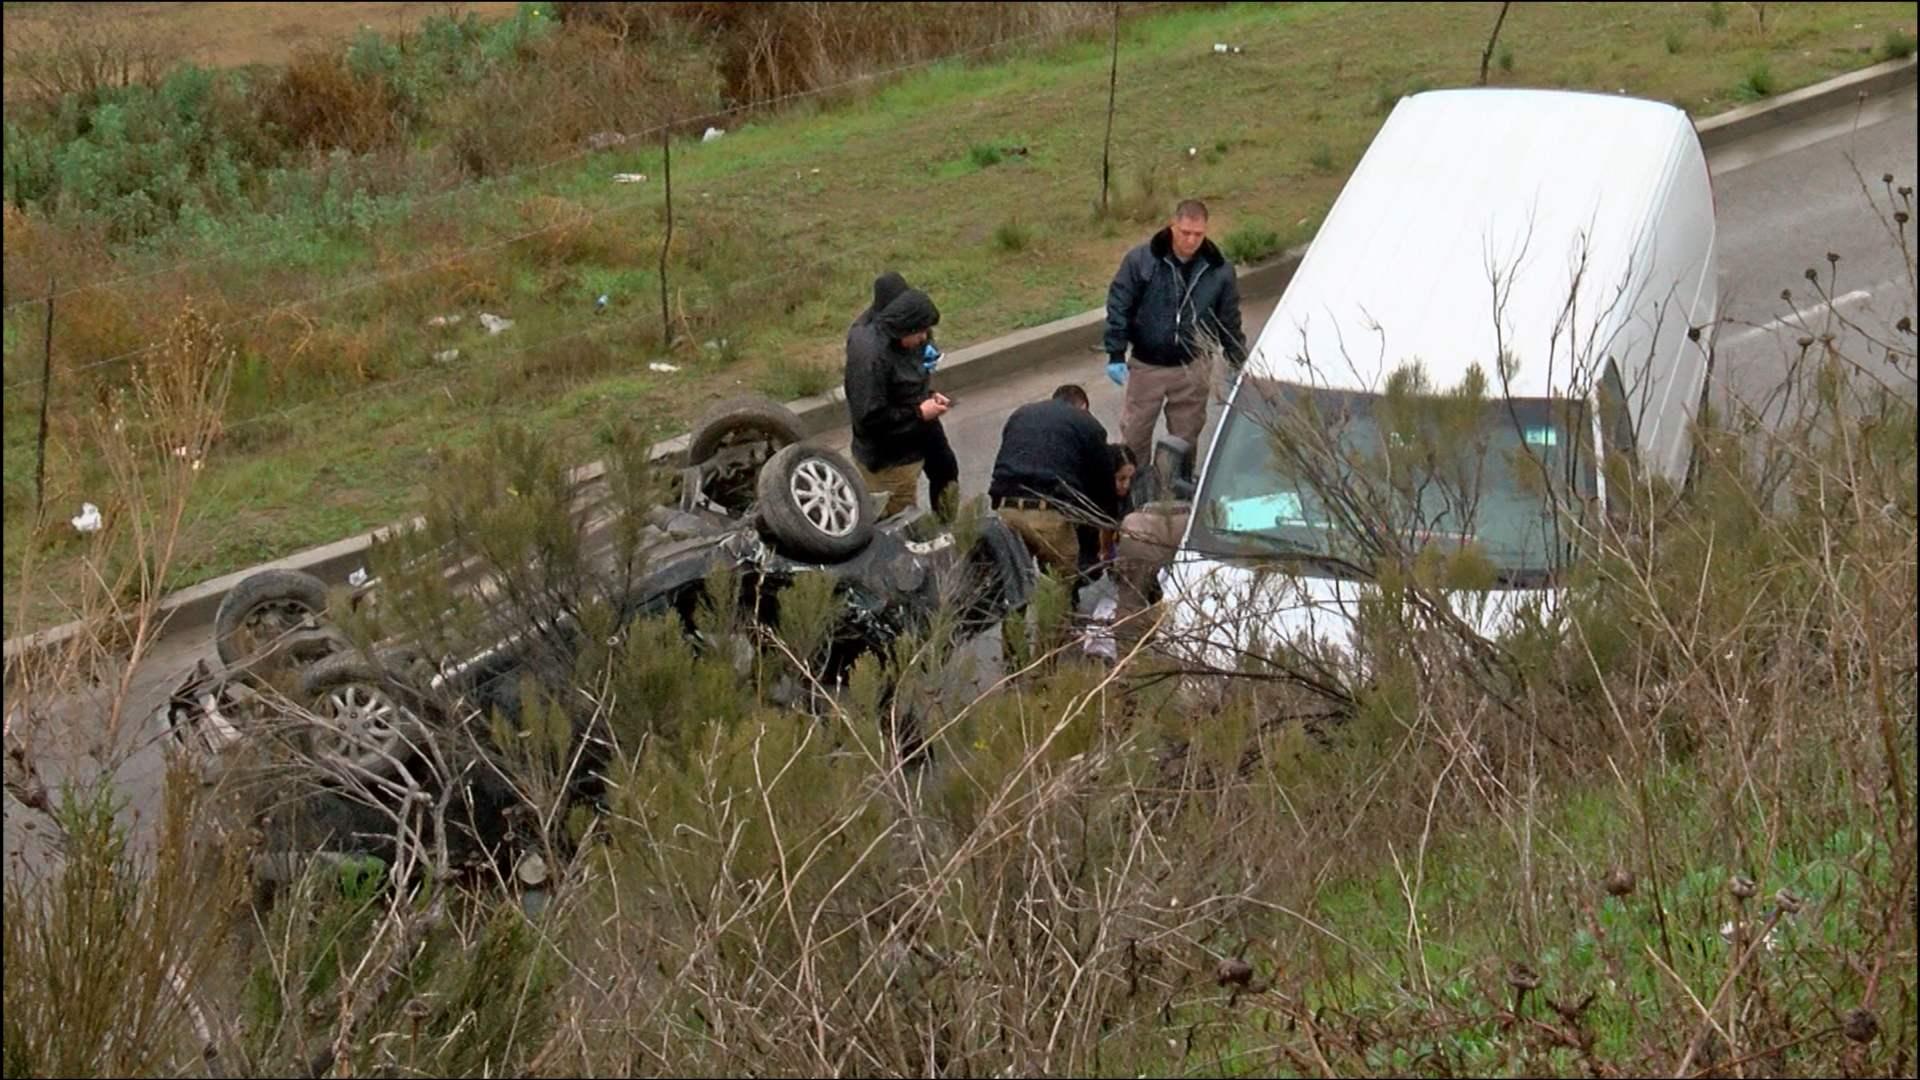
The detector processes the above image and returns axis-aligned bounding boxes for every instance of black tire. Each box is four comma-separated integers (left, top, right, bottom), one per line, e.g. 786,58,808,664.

755,443,874,561
215,569,332,669
297,652,430,778
687,395,807,467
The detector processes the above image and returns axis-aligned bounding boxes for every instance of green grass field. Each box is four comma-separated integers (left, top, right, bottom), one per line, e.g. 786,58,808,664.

3,0,1916,634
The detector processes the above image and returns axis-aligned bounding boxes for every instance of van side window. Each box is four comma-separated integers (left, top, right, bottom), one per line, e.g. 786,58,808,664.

1598,359,1636,465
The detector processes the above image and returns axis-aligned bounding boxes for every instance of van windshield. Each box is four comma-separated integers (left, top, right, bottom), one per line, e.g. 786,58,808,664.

1189,379,1595,587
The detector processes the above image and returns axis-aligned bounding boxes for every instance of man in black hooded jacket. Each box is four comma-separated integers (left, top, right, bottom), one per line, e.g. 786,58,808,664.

848,272,959,518
844,285,948,517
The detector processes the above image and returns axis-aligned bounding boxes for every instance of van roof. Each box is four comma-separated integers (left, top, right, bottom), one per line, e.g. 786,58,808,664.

1244,88,1699,400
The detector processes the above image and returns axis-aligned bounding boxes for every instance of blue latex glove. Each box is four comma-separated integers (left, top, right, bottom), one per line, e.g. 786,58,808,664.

1106,359,1129,386
922,342,942,373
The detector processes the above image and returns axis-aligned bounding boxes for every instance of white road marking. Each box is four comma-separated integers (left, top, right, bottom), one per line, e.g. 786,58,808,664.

1721,288,1875,349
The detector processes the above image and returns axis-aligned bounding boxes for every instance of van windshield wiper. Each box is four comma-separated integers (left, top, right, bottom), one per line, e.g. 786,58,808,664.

1222,532,1372,580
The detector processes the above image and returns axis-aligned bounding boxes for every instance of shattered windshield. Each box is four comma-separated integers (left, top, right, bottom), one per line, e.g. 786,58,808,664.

1190,377,1595,586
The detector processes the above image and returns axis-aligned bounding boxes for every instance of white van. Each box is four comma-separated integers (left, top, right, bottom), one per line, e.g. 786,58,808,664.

1156,88,1718,665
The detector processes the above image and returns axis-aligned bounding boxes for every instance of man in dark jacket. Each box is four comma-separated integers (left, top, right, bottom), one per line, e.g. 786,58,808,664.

1103,198,1247,472
849,272,960,519
988,384,1122,592
845,286,949,517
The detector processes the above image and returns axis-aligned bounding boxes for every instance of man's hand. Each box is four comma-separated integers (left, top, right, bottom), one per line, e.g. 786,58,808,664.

1107,359,1129,387
919,393,951,421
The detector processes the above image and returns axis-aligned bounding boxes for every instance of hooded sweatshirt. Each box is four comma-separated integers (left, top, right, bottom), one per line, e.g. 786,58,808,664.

844,288,941,471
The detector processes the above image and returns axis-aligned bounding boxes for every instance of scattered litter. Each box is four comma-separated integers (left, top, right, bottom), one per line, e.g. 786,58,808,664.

612,173,649,184
810,167,821,174
595,294,609,312
586,131,628,151
1720,920,1781,953
1082,596,1119,660
173,446,190,459
702,126,725,143
517,853,549,887
348,568,370,588
71,503,102,534
1187,146,1198,158
433,349,461,363
649,362,681,374
1211,42,1245,54
478,313,514,335
426,313,464,328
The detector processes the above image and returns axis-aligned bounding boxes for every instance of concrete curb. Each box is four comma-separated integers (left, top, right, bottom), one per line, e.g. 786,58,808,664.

1693,55,1916,149
6,57,1915,670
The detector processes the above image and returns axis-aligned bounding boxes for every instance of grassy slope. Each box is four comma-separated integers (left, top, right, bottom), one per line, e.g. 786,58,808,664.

3,1,1916,633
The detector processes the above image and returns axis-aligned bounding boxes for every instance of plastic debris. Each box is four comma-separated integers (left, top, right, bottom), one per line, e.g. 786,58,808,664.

71,503,102,534
478,313,514,335
810,167,821,174
649,362,681,374
1187,146,1198,158
595,294,609,313
702,126,725,142
348,568,369,588
517,853,549,887
433,349,461,363
1082,596,1119,660
612,173,648,184
1212,42,1244,54
426,313,464,328
586,131,627,151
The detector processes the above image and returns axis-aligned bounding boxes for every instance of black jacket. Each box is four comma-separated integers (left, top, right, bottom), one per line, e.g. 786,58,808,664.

845,288,940,472
988,400,1120,524
1103,227,1247,368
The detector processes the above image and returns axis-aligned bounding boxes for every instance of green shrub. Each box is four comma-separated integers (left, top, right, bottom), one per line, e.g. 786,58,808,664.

1880,29,1916,61
991,217,1032,253
1222,221,1281,264
1734,60,1776,102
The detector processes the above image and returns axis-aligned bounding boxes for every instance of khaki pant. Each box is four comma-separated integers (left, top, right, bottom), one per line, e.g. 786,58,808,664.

1109,506,1186,654
859,460,923,519
1121,355,1213,472
999,506,1078,578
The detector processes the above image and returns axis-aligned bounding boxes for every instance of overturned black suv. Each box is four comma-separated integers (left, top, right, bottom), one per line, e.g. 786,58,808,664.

159,396,1034,893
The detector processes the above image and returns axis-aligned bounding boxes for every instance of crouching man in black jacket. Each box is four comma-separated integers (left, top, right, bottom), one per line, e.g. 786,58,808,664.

844,287,948,517
988,384,1123,598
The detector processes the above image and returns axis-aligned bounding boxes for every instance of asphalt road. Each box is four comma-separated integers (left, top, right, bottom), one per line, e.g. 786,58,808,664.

6,85,1915,881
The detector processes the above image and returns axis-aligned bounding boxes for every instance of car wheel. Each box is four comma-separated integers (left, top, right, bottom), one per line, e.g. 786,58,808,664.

755,444,874,561
686,396,810,516
214,569,334,670
297,652,429,779
687,395,807,467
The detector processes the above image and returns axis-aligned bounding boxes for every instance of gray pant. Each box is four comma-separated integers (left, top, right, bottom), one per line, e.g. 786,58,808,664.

1121,355,1212,470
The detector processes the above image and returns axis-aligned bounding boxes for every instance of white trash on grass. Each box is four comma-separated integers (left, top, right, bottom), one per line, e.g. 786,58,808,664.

478,313,514,335
71,503,103,534
649,362,681,374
